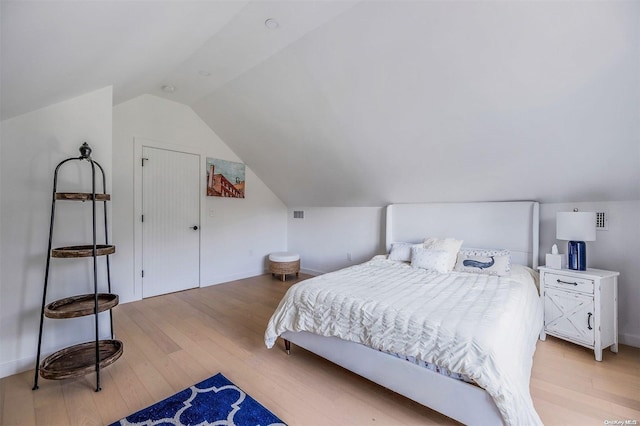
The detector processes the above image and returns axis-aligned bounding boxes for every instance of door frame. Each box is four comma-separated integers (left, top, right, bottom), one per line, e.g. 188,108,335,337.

133,137,201,298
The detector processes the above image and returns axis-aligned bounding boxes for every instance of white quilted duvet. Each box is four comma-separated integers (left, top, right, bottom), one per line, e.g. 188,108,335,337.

265,256,543,425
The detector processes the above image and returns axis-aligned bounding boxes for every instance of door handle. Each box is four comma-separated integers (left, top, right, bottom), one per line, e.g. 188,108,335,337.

191,225,198,230
587,312,593,330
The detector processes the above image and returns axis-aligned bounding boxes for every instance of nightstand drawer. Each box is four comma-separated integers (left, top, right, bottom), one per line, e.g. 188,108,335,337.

544,272,594,294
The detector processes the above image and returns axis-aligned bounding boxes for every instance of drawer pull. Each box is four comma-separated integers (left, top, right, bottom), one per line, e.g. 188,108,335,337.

557,279,578,286
587,312,593,330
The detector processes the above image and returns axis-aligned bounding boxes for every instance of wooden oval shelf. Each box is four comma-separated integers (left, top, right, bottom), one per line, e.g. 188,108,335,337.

52,245,115,258
44,293,119,319
39,340,123,380
55,192,110,201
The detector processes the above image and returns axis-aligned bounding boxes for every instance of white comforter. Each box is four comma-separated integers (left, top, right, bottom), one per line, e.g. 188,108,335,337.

265,256,543,425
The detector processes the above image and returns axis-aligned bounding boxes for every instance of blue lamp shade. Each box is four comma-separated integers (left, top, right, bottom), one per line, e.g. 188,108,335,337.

556,212,596,271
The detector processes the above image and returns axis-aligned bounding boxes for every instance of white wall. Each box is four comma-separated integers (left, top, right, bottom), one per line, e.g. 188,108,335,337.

112,94,287,303
0,87,114,378
288,202,640,347
287,207,384,275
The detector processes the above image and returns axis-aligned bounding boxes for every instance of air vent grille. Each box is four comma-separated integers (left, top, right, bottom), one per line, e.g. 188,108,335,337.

293,210,304,219
596,212,607,230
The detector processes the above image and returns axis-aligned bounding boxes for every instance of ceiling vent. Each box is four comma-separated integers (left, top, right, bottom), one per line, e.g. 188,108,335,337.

293,210,304,219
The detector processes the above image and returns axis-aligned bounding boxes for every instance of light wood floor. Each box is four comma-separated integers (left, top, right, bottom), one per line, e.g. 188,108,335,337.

1,273,639,425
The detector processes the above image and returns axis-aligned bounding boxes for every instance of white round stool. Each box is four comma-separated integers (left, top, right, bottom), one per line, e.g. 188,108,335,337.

269,252,300,282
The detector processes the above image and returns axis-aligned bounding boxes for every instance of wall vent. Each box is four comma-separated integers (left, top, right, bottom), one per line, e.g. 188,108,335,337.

596,212,608,230
293,210,304,219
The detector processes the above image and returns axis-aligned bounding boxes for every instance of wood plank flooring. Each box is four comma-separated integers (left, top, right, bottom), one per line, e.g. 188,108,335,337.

2,273,639,425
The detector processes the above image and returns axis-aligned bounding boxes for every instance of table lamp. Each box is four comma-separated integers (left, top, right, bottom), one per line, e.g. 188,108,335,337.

556,211,596,271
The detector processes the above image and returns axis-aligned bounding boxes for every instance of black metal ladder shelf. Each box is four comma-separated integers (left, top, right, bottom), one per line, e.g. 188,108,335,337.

33,142,122,392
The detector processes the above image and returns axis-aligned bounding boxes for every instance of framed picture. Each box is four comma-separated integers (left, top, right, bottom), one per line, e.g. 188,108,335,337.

206,158,245,198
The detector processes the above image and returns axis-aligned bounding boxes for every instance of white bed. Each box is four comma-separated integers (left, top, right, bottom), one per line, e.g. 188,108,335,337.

265,201,542,425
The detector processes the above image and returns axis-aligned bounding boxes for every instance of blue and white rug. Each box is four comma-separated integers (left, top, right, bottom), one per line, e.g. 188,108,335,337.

111,373,286,426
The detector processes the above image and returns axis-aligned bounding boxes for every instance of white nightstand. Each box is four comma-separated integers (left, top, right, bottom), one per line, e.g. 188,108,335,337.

538,266,619,361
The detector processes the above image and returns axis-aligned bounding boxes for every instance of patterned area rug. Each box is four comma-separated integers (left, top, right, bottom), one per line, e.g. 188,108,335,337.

111,373,286,426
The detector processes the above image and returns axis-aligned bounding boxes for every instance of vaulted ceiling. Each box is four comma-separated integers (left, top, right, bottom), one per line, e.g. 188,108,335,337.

2,1,639,206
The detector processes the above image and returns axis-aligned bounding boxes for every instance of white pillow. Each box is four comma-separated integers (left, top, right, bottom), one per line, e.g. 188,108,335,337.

454,253,510,276
411,247,451,273
423,237,463,272
388,242,422,262
458,247,511,271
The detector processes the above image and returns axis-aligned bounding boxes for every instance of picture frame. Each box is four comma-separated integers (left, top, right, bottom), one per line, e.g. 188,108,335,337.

206,158,245,198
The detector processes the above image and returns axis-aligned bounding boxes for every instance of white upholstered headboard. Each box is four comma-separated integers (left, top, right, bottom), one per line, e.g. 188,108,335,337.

386,201,539,268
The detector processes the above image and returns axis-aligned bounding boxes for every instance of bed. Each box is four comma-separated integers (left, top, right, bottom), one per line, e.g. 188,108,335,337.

265,201,543,425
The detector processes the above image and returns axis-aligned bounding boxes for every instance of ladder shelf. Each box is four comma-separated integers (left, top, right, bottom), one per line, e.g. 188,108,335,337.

33,142,122,392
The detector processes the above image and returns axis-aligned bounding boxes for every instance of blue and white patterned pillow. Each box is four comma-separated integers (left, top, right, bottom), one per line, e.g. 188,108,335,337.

454,253,511,276
457,248,511,271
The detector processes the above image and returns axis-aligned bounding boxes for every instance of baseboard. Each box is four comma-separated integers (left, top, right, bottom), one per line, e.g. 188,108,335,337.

0,355,35,379
201,267,322,287
202,268,268,286
620,331,640,348
300,268,323,276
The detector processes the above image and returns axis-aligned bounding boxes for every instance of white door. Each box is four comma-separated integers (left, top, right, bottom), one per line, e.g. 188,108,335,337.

142,146,200,298
545,288,595,345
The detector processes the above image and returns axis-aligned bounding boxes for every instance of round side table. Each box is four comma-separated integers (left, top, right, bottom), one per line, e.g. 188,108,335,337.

269,252,300,282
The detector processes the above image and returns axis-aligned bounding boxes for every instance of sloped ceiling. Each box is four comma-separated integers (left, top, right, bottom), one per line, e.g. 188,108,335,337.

2,1,639,207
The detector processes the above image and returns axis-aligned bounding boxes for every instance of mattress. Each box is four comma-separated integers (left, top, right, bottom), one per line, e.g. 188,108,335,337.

265,256,543,425
385,349,476,384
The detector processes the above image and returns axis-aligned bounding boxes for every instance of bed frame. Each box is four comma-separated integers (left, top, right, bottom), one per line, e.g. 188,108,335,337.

282,201,540,425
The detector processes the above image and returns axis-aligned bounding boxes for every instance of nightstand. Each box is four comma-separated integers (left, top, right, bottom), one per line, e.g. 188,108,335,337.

538,266,619,361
